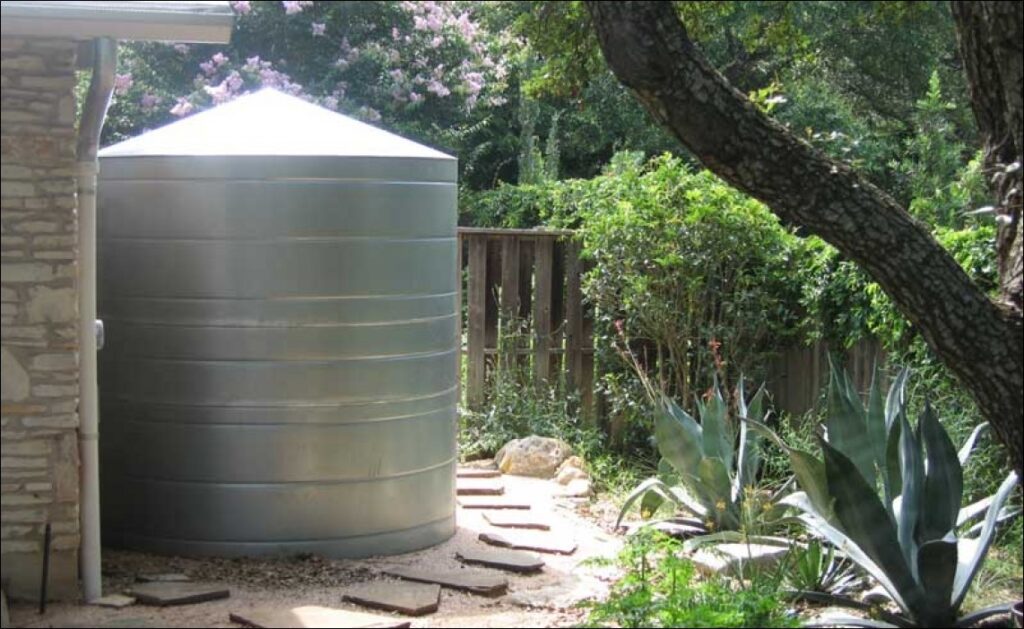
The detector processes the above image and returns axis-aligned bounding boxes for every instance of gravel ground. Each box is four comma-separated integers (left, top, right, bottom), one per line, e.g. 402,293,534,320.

9,475,624,628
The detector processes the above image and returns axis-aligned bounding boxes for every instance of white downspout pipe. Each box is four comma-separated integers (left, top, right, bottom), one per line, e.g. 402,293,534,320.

76,37,116,603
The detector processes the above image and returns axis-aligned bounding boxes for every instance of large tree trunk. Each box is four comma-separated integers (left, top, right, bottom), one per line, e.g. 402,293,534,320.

585,1,1023,477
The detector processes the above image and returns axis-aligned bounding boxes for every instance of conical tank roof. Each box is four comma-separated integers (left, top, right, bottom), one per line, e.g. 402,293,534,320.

99,88,453,160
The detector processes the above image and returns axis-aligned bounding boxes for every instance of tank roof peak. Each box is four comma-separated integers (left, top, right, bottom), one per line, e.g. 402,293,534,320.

99,88,454,160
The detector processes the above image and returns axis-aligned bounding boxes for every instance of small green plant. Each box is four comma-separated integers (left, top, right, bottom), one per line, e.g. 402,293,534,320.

784,539,860,595
616,365,789,536
582,529,800,628
749,363,1020,628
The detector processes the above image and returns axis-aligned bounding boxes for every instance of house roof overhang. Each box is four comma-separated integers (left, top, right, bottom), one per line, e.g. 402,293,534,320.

0,1,233,43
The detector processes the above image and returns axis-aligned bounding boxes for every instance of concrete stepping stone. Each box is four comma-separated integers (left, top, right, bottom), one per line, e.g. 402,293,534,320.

479,531,577,555
128,582,230,606
341,581,440,617
382,566,508,597
91,594,137,608
483,511,551,530
456,548,545,574
136,573,190,583
457,468,501,479
231,605,411,628
456,479,505,496
457,497,530,510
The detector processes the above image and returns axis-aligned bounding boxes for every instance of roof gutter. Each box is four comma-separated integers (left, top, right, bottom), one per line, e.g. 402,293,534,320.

76,37,117,604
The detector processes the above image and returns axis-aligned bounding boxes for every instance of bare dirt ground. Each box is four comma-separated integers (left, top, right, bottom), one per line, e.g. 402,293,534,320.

9,475,624,628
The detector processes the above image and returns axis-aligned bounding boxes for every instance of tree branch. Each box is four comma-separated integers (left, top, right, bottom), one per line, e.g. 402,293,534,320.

585,0,1022,476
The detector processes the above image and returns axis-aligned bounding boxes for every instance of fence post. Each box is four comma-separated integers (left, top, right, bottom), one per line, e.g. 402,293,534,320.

500,236,521,372
467,234,487,410
533,236,554,388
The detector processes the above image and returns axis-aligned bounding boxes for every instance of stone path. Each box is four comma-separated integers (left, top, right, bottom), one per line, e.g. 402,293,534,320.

127,582,230,607
482,511,551,530
455,549,545,574
230,605,411,628
341,582,441,616
11,474,623,628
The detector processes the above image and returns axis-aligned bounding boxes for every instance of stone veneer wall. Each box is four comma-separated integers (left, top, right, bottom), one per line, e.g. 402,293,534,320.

1,37,81,600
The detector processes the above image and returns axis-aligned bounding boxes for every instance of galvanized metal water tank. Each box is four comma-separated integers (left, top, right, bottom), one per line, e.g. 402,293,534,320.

97,89,458,557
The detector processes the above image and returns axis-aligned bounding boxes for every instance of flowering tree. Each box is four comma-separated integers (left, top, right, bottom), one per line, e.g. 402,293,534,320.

103,1,512,177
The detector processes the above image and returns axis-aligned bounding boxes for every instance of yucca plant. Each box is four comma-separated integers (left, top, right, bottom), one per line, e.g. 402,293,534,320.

617,377,790,537
748,363,1020,628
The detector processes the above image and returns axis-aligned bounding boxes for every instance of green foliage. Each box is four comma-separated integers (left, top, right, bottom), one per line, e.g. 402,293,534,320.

458,355,646,497
618,377,788,536
896,72,989,227
559,155,806,407
783,539,859,595
750,365,1021,627
582,530,800,628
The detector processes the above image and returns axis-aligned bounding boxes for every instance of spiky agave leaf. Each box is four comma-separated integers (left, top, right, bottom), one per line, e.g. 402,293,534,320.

951,470,1019,610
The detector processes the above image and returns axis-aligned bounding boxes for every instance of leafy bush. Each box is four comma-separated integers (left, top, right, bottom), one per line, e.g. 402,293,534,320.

582,529,800,628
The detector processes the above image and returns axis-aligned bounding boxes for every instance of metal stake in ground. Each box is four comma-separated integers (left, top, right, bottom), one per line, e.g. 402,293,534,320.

39,522,51,615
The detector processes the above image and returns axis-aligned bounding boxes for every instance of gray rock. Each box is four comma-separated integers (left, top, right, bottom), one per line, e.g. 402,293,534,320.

861,585,893,606
690,543,788,577
456,548,545,574
558,478,592,497
128,582,229,606
232,604,412,628
556,465,588,485
90,594,136,608
0,348,29,401
495,437,573,478
382,566,508,597
342,581,440,616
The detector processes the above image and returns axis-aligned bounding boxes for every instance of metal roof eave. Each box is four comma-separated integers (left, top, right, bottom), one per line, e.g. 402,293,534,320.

0,1,234,43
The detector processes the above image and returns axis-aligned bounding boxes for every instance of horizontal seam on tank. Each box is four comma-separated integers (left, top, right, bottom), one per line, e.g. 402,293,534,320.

117,457,456,486
99,178,456,184
108,406,455,427
108,513,455,546
101,291,457,301
98,236,457,243
101,347,457,363
99,385,459,408
99,313,458,328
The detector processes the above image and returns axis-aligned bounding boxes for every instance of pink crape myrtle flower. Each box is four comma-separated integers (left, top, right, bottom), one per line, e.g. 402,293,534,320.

113,73,133,96
230,0,251,14
169,98,194,117
311,22,326,36
139,93,161,110
282,1,313,15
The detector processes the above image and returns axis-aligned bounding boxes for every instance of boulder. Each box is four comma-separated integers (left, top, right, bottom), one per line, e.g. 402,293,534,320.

559,478,592,497
556,465,588,485
557,456,584,474
495,437,573,478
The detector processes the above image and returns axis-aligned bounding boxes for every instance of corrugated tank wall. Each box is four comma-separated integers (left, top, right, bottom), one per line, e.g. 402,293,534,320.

96,90,458,557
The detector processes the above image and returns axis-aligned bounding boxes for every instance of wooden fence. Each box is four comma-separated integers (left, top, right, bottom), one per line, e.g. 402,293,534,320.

457,226,887,424
458,227,595,418
767,337,887,416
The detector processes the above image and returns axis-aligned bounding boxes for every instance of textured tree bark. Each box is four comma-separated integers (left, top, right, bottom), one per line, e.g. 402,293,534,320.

585,1,1023,477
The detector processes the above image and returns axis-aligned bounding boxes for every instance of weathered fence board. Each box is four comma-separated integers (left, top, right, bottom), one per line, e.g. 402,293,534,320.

466,234,488,409
459,228,595,417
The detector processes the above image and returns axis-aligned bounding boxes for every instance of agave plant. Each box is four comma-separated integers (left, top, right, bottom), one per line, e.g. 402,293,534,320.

617,378,789,537
749,363,1020,628
786,538,861,596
